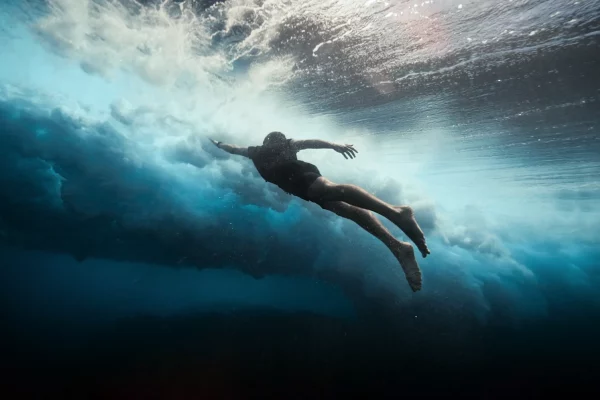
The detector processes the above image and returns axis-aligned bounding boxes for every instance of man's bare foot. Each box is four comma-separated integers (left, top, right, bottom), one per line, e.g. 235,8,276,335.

392,206,430,258
391,241,422,292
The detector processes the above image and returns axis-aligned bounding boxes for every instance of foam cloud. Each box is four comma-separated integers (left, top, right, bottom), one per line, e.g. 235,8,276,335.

35,0,228,87
2,82,600,326
2,0,599,323
443,224,509,258
0,87,524,303
164,136,211,169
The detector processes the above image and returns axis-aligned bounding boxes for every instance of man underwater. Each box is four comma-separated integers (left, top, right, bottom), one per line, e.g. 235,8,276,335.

211,132,430,291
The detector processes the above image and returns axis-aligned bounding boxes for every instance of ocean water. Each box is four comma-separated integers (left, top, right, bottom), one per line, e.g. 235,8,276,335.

1,0,599,397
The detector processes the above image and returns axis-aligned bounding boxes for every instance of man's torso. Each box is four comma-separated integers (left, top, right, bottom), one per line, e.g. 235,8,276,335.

247,139,298,182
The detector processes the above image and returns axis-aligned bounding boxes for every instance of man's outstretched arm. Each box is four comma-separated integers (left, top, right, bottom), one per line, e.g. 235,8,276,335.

293,139,358,159
210,139,249,157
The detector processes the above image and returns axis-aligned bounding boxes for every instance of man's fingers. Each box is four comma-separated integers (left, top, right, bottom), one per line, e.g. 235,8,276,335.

346,144,358,153
337,145,356,159
343,147,357,158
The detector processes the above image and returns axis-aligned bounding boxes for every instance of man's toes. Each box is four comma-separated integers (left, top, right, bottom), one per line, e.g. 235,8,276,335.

407,275,422,292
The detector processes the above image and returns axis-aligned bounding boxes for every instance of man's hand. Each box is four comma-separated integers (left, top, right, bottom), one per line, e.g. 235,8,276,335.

333,144,358,159
209,138,249,157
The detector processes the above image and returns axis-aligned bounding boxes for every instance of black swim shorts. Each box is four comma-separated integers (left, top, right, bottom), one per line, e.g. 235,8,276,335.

266,160,322,201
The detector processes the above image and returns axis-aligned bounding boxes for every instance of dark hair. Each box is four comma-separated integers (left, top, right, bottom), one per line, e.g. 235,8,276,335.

263,131,286,145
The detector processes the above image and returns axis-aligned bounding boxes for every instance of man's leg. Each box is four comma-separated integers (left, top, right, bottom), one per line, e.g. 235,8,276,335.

321,201,422,292
308,177,430,258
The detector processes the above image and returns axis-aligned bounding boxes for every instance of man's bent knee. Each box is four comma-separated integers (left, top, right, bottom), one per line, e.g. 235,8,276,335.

320,201,354,216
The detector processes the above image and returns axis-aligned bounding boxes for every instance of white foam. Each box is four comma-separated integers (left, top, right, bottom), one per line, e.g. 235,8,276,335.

3,0,597,303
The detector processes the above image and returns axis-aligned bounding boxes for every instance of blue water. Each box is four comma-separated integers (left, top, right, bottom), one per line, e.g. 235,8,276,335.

1,0,599,397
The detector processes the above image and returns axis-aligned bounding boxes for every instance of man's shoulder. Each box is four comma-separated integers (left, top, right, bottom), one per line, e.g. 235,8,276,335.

247,145,261,158
287,138,298,151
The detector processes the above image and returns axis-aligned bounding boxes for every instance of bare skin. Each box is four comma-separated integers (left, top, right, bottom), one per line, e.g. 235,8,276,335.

307,178,430,259
210,136,430,292
322,201,422,291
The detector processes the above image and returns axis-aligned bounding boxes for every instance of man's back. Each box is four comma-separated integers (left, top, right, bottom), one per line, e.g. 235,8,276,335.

247,139,299,181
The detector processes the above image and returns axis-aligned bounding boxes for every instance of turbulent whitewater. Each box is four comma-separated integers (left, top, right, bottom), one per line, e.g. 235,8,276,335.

1,0,599,316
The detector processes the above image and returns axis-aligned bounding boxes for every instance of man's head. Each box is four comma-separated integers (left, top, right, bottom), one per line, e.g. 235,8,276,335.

263,131,287,147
